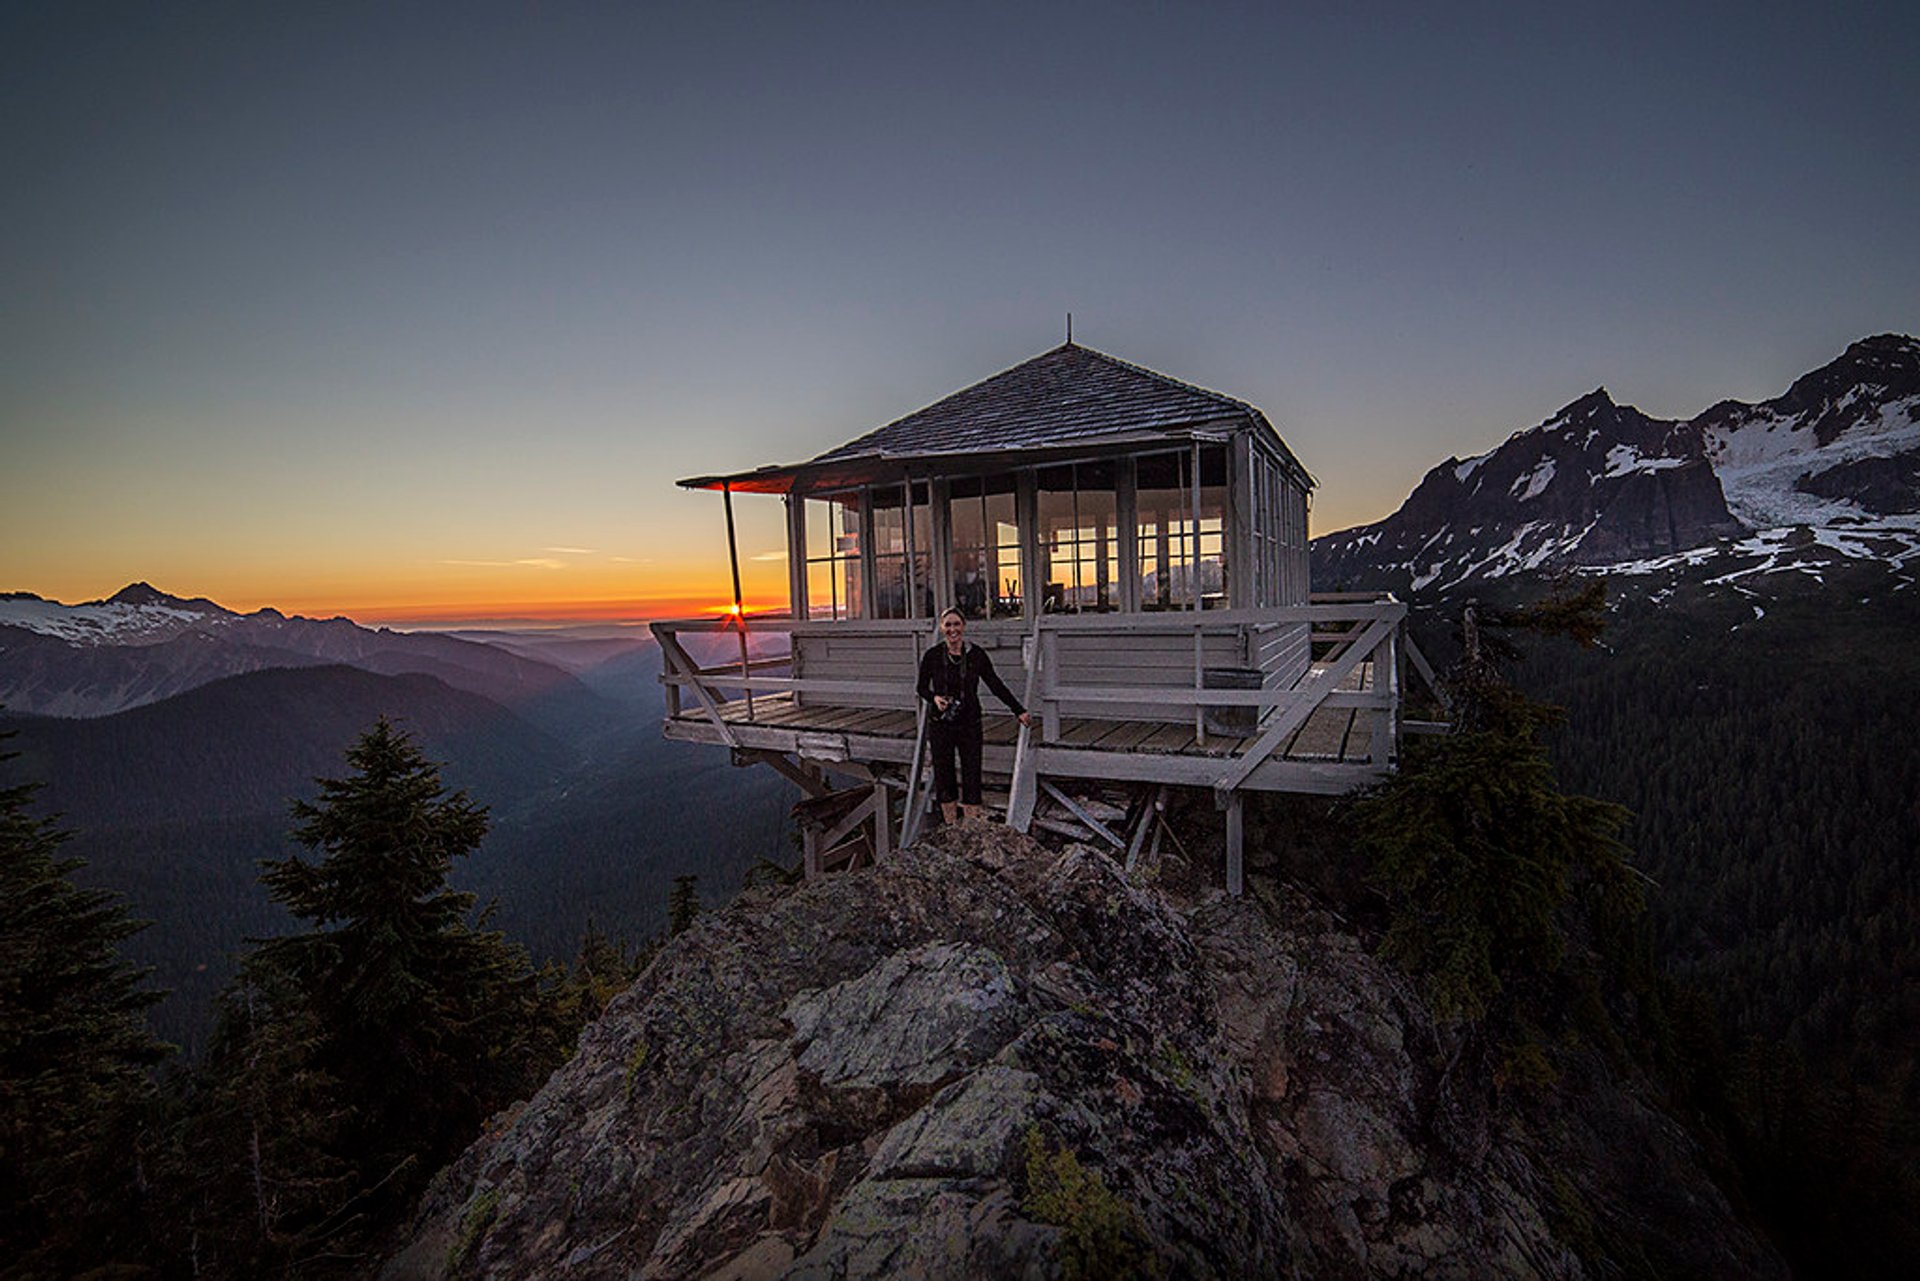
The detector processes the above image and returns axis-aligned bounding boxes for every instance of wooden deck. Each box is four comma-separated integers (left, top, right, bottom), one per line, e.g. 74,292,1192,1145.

662,657,1391,796
652,598,1448,894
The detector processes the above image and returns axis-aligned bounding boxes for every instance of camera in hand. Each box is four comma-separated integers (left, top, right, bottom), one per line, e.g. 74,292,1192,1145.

936,693,968,723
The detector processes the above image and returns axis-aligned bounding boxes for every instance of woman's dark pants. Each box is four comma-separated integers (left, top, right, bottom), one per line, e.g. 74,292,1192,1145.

928,719,984,806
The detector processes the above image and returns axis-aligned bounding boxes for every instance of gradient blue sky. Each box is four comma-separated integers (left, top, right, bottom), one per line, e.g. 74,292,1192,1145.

4,1,1916,622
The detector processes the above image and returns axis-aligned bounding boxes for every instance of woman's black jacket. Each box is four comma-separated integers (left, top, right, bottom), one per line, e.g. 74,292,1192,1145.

916,642,1024,728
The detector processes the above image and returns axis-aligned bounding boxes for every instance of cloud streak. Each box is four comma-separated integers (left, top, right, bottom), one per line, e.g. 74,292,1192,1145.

439,558,569,570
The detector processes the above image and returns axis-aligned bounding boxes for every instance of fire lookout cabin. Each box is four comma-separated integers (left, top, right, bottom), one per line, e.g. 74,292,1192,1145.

654,342,1438,893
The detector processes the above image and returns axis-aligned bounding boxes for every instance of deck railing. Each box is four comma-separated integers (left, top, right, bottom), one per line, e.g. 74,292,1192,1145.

650,594,1435,786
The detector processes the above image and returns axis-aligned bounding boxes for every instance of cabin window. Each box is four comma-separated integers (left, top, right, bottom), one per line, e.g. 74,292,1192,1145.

1136,447,1228,609
949,474,1022,619
1037,461,1119,612
1251,452,1282,606
871,482,932,619
804,494,863,619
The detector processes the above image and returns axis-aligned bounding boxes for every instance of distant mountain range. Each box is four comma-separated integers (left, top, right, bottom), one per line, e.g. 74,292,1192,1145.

1312,333,1920,596
0,588,796,1054
0,582,606,720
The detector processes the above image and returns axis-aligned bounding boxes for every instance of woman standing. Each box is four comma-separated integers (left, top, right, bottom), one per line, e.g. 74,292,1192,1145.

916,608,1030,826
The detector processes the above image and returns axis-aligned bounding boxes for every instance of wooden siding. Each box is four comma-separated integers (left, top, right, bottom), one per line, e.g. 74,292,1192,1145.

790,614,1311,726
792,623,1027,712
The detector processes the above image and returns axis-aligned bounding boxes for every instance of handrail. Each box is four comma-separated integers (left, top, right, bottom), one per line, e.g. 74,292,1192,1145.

655,613,1403,706
648,597,1405,638
652,600,1420,791
899,702,931,848
1006,614,1042,831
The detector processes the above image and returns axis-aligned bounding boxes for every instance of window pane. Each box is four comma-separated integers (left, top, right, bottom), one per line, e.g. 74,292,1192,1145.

807,559,837,619
1037,461,1118,612
1135,451,1190,609
805,498,835,561
949,475,1020,619
1134,449,1228,609
803,493,863,619
987,489,1021,618
1199,447,1227,607
873,555,907,618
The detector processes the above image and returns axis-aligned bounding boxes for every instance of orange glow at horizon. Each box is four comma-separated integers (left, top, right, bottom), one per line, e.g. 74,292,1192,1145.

337,590,790,628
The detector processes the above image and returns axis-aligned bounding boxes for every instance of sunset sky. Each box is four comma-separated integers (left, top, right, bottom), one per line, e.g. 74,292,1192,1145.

4,2,1916,626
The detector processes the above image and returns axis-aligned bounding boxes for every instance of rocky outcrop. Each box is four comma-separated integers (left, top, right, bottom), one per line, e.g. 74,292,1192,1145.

383,826,1783,1280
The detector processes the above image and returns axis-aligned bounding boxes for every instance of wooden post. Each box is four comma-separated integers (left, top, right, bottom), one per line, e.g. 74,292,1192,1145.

857,487,878,620
930,477,954,618
1116,457,1140,613
1374,625,1397,767
1193,620,1206,745
871,781,891,862
786,491,808,618
1232,433,1255,609
900,702,932,848
1016,468,1038,621
723,482,745,612
1040,629,1061,741
1189,440,1203,612
1007,614,1043,832
723,482,754,719
902,478,920,618
1124,785,1163,873
1225,790,1244,897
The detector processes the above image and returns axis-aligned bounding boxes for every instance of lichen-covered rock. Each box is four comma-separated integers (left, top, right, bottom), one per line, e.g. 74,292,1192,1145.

382,827,1783,1281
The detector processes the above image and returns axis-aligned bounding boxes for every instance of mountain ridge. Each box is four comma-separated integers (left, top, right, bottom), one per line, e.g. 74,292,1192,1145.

0,582,611,721
1313,333,1920,595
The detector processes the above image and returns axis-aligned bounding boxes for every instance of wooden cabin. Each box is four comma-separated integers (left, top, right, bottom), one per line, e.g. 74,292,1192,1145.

655,342,1437,893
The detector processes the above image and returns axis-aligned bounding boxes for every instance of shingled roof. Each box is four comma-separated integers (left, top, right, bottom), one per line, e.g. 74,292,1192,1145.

680,342,1312,493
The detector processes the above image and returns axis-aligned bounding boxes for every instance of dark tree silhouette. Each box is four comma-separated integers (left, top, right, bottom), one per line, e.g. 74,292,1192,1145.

1355,583,1642,1033
184,718,565,1274
0,728,168,1273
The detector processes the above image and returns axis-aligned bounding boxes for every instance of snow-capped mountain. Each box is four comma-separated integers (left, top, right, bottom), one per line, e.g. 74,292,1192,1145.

1313,334,1920,595
0,582,247,645
0,583,592,718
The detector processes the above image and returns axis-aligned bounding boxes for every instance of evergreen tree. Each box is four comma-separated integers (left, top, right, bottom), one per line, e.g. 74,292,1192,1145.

549,917,648,1039
177,968,356,1275
0,728,168,1273
668,873,701,937
187,718,564,1272
1355,584,1642,1033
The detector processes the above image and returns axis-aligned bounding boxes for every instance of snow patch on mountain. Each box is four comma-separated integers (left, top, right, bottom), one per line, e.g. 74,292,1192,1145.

0,592,225,646
1453,453,1489,482
1603,445,1689,478
1707,395,1920,528
1510,457,1556,501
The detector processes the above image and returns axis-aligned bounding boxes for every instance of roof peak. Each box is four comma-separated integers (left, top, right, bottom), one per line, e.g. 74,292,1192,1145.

806,341,1266,467
681,340,1312,494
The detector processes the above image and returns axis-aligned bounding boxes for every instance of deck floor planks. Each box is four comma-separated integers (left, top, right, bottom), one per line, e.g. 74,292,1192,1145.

679,690,1384,767
1057,718,1113,748
980,716,1024,746
838,708,908,734
1137,722,1197,754
1098,722,1163,753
